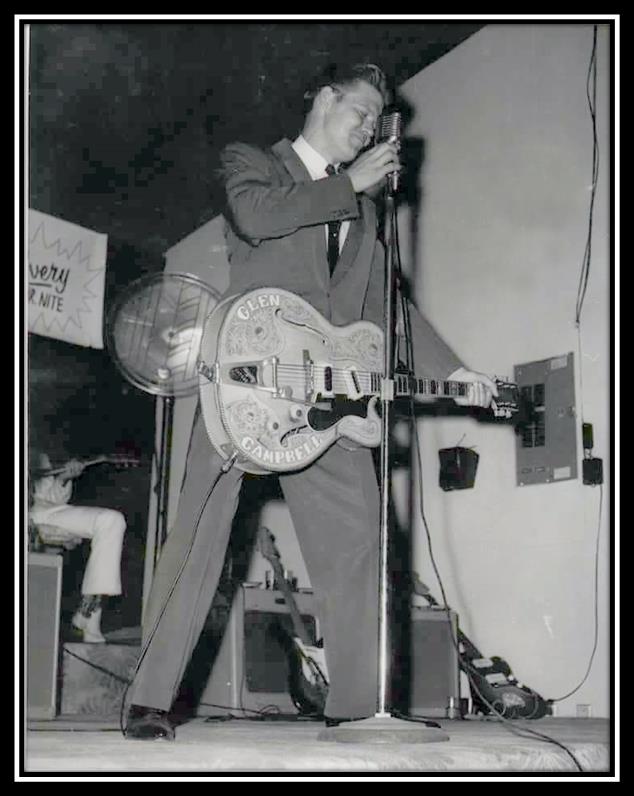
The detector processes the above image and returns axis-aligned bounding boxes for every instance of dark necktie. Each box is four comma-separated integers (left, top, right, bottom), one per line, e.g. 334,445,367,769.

325,164,341,276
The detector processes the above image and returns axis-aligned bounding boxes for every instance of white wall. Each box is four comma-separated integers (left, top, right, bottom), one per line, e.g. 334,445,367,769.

396,23,611,717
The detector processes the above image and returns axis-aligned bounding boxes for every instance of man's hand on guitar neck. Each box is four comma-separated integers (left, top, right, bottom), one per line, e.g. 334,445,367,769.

447,367,498,409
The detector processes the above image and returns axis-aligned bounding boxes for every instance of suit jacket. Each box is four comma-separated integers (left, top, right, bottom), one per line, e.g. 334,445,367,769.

220,138,463,379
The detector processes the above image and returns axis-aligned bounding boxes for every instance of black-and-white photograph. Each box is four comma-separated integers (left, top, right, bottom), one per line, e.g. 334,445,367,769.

18,13,618,781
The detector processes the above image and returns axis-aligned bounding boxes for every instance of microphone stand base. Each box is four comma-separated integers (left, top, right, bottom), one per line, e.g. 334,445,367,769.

317,714,450,744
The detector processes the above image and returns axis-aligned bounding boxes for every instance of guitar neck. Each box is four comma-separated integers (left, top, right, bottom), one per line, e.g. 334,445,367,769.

36,455,137,477
267,562,312,645
359,372,469,401
392,373,468,401
38,456,106,477
322,369,516,418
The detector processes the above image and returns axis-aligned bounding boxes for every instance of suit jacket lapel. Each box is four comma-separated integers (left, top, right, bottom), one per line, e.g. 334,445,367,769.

331,200,364,287
271,138,331,281
271,138,312,184
271,139,363,286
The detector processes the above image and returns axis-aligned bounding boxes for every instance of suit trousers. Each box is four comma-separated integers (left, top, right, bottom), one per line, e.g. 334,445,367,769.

129,407,380,719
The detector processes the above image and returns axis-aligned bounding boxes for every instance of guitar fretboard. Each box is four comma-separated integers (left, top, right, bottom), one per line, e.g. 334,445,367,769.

278,365,468,400
381,373,468,399
334,369,468,399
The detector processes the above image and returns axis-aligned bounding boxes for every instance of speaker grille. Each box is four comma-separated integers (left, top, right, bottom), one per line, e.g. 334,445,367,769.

27,554,63,719
197,587,319,716
406,607,460,717
244,611,317,692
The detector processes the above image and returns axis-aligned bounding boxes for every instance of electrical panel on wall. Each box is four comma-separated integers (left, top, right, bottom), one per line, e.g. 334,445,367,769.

514,352,577,486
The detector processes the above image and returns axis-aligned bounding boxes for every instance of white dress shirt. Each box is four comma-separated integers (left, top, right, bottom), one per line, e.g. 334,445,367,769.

291,135,351,252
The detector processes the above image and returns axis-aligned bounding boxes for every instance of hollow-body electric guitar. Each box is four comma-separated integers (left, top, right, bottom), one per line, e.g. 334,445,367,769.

198,287,519,474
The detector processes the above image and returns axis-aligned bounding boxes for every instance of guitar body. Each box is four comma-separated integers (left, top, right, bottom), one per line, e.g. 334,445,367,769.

285,638,328,717
199,288,383,474
460,653,551,719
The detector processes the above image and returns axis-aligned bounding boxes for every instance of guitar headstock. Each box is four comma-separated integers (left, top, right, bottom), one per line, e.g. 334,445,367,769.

491,379,519,419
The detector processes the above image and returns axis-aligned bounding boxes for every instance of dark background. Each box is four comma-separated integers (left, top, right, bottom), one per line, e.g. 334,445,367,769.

26,20,485,629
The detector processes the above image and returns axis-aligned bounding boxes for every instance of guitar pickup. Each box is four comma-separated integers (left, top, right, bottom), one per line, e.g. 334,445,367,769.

324,366,333,393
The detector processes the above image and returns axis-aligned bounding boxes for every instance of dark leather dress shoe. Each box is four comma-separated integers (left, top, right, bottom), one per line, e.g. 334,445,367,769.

125,706,175,741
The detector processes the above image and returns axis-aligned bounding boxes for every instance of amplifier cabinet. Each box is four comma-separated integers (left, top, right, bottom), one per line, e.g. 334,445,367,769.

394,605,461,718
197,586,319,717
27,553,63,719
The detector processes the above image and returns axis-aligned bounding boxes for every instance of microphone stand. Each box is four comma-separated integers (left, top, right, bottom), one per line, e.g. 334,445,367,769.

320,175,449,743
377,180,398,719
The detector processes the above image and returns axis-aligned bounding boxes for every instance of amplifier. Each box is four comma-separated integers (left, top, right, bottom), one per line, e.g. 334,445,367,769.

196,586,319,717
27,553,63,719
393,605,461,718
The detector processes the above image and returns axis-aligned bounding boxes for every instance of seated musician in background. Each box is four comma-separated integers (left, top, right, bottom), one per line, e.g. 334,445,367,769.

29,452,127,643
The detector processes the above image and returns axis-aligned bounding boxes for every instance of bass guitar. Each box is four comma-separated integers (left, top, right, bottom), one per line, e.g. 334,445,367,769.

413,575,551,719
198,287,519,474
257,526,328,717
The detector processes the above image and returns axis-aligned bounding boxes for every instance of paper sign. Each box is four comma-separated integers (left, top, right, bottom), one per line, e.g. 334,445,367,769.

28,209,107,349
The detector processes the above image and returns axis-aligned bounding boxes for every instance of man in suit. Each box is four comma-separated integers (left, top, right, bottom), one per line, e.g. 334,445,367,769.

124,62,496,740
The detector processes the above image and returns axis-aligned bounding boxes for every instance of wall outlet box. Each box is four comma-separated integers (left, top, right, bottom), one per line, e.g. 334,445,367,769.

576,703,592,718
582,457,603,485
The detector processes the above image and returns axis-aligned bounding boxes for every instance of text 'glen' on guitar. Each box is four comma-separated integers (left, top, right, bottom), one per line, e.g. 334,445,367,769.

257,526,329,717
198,287,520,474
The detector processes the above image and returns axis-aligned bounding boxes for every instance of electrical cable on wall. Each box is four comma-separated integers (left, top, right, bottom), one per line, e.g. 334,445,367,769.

562,22,606,704
575,25,599,328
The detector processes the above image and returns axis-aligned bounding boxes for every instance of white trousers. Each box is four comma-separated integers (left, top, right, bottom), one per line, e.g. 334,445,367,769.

30,504,126,595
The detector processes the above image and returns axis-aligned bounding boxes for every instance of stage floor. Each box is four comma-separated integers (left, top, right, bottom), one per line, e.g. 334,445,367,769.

22,715,612,778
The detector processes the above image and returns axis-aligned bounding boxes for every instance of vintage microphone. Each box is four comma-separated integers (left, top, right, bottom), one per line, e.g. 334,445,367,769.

376,108,402,195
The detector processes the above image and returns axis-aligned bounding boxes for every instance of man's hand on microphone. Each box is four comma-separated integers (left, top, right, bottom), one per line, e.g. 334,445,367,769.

345,142,401,194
